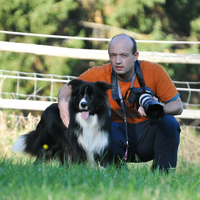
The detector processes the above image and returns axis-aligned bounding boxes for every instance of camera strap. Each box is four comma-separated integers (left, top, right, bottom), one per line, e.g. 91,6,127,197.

111,60,145,103
111,61,144,161
135,60,146,87
117,73,136,161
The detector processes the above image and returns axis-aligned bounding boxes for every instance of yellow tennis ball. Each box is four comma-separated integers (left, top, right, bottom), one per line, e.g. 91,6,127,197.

43,144,49,150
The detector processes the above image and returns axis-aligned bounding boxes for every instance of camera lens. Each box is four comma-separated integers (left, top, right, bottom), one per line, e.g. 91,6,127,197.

139,94,164,119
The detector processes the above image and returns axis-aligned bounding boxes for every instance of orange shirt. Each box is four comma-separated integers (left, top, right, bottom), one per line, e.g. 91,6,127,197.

78,61,179,124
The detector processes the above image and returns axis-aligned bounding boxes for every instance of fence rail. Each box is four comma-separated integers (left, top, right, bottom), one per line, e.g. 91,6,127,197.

0,70,200,120
1,41,200,64
0,99,199,120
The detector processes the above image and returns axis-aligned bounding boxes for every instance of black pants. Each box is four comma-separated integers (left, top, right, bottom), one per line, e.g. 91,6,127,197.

110,115,180,170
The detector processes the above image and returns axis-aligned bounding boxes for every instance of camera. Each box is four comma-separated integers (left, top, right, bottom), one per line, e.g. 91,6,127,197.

128,86,164,119
139,93,164,119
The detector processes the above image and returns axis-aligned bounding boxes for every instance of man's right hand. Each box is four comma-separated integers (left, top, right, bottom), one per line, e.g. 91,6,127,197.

58,99,70,128
58,84,72,128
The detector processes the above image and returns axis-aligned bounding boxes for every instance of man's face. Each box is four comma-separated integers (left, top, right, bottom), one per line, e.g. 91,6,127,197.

108,36,138,80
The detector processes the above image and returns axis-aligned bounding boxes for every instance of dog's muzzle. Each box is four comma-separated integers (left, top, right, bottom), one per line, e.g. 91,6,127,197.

79,98,90,120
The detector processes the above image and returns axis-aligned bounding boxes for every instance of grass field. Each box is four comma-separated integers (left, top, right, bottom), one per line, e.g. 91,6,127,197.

0,111,200,200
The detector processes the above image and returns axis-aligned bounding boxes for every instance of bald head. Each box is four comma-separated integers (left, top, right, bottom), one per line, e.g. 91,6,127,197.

108,33,139,80
108,34,137,55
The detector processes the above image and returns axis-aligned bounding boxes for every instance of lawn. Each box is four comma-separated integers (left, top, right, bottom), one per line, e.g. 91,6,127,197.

0,157,200,200
0,112,200,200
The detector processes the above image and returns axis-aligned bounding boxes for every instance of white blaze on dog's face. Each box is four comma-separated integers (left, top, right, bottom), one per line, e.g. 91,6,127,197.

78,85,94,120
69,79,112,121
79,96,89,120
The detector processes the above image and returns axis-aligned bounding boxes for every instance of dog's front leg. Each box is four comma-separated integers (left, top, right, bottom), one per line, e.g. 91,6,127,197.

86,152,95,164
97,161,105,171
86,152,105,170
86,152,97,168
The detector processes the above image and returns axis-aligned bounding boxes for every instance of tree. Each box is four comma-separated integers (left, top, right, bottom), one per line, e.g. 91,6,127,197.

0,0,200,89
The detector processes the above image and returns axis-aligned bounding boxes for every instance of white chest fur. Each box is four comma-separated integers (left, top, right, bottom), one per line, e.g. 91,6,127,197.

75,113,109,163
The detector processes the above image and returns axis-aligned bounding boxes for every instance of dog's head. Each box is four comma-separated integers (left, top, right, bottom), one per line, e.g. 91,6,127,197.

68,79,112,119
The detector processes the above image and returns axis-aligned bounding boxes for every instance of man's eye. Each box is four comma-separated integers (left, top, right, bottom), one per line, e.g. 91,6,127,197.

123,54,128,57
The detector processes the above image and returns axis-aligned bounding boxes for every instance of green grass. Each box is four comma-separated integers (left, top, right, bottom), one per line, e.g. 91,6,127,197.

0,156,200,200
1,112,200,200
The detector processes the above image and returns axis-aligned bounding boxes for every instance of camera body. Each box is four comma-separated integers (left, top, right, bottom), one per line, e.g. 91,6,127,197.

128,86,164,119
128,86,154,104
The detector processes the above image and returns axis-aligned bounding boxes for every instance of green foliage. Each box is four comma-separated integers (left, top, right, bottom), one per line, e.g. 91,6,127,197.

163,63,200,82
0,0,79,77
104,0,165,29
0,0,78,37
163,0,200,36
0,0,200,97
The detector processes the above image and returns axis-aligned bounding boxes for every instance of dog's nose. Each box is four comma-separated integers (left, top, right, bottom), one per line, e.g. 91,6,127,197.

81,102,87,108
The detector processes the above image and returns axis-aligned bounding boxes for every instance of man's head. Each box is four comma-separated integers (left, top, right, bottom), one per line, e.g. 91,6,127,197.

108,34,139,80
110,34,137,54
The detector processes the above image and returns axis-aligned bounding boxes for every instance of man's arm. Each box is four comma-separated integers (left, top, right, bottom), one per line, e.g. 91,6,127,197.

58,84,72,127
163,97,183,115
138,97,183,117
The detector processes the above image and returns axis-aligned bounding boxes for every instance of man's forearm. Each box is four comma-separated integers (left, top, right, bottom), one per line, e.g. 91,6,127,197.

164,97,183,115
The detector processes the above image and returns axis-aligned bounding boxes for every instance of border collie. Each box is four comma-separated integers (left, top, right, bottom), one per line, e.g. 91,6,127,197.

12,79,112,167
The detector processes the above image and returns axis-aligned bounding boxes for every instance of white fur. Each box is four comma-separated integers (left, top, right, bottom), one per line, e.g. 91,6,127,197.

12,135,26,153
79,97,88,110
75,113,109,163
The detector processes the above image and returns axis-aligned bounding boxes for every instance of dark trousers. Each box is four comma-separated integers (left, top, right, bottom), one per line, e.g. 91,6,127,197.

110,115,181,170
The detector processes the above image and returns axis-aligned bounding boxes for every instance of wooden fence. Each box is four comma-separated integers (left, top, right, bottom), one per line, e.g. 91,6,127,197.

1,41,200,64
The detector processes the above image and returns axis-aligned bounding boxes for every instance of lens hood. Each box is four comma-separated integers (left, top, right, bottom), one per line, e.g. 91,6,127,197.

139,94,164,119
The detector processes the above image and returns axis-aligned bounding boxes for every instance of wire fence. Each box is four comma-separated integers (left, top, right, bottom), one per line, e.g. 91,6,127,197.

0,69,200,109
0,70,76,101
0,31,199,129
173,81,200,109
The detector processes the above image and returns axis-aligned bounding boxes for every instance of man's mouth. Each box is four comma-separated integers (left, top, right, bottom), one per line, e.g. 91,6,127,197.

115,66,123,71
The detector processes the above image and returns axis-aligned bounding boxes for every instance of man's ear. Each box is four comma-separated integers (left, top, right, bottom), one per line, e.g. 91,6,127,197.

134,52,139,62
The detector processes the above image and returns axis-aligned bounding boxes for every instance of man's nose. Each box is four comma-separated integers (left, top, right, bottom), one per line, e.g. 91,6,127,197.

116,55,122,63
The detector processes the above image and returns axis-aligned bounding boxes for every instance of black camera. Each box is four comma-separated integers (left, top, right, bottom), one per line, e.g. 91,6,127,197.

128,86,164,119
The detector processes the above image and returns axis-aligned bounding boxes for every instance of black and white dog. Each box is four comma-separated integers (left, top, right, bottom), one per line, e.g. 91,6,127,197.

12,79,112,167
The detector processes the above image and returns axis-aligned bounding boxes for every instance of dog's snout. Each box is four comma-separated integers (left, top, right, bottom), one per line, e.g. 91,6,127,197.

81,102,87,108
79,97,88,110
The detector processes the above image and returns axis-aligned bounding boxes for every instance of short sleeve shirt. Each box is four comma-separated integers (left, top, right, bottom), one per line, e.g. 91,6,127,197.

78,60,179,124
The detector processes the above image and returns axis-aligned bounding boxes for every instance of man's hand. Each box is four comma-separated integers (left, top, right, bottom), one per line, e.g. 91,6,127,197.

58,84,72,128
138,96,158,117
138,106,147,117
138,96,183,117
58,100,70,127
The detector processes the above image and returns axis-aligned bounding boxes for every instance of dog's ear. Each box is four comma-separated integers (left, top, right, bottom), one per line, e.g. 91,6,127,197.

68,79,84,89
95,81,112,91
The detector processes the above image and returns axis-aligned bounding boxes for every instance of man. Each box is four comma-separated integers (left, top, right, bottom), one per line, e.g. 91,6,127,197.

58,34,183,171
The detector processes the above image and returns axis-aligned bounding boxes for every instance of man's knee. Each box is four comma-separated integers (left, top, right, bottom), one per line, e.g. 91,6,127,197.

158,115,181,140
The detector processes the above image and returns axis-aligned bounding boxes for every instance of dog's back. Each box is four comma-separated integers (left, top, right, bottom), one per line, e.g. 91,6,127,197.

12,103,68,163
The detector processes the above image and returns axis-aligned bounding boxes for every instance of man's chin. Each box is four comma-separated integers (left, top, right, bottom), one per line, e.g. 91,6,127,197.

114,69,124,74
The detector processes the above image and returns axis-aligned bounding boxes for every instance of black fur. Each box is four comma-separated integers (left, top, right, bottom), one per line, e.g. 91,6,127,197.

13,79,112,167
